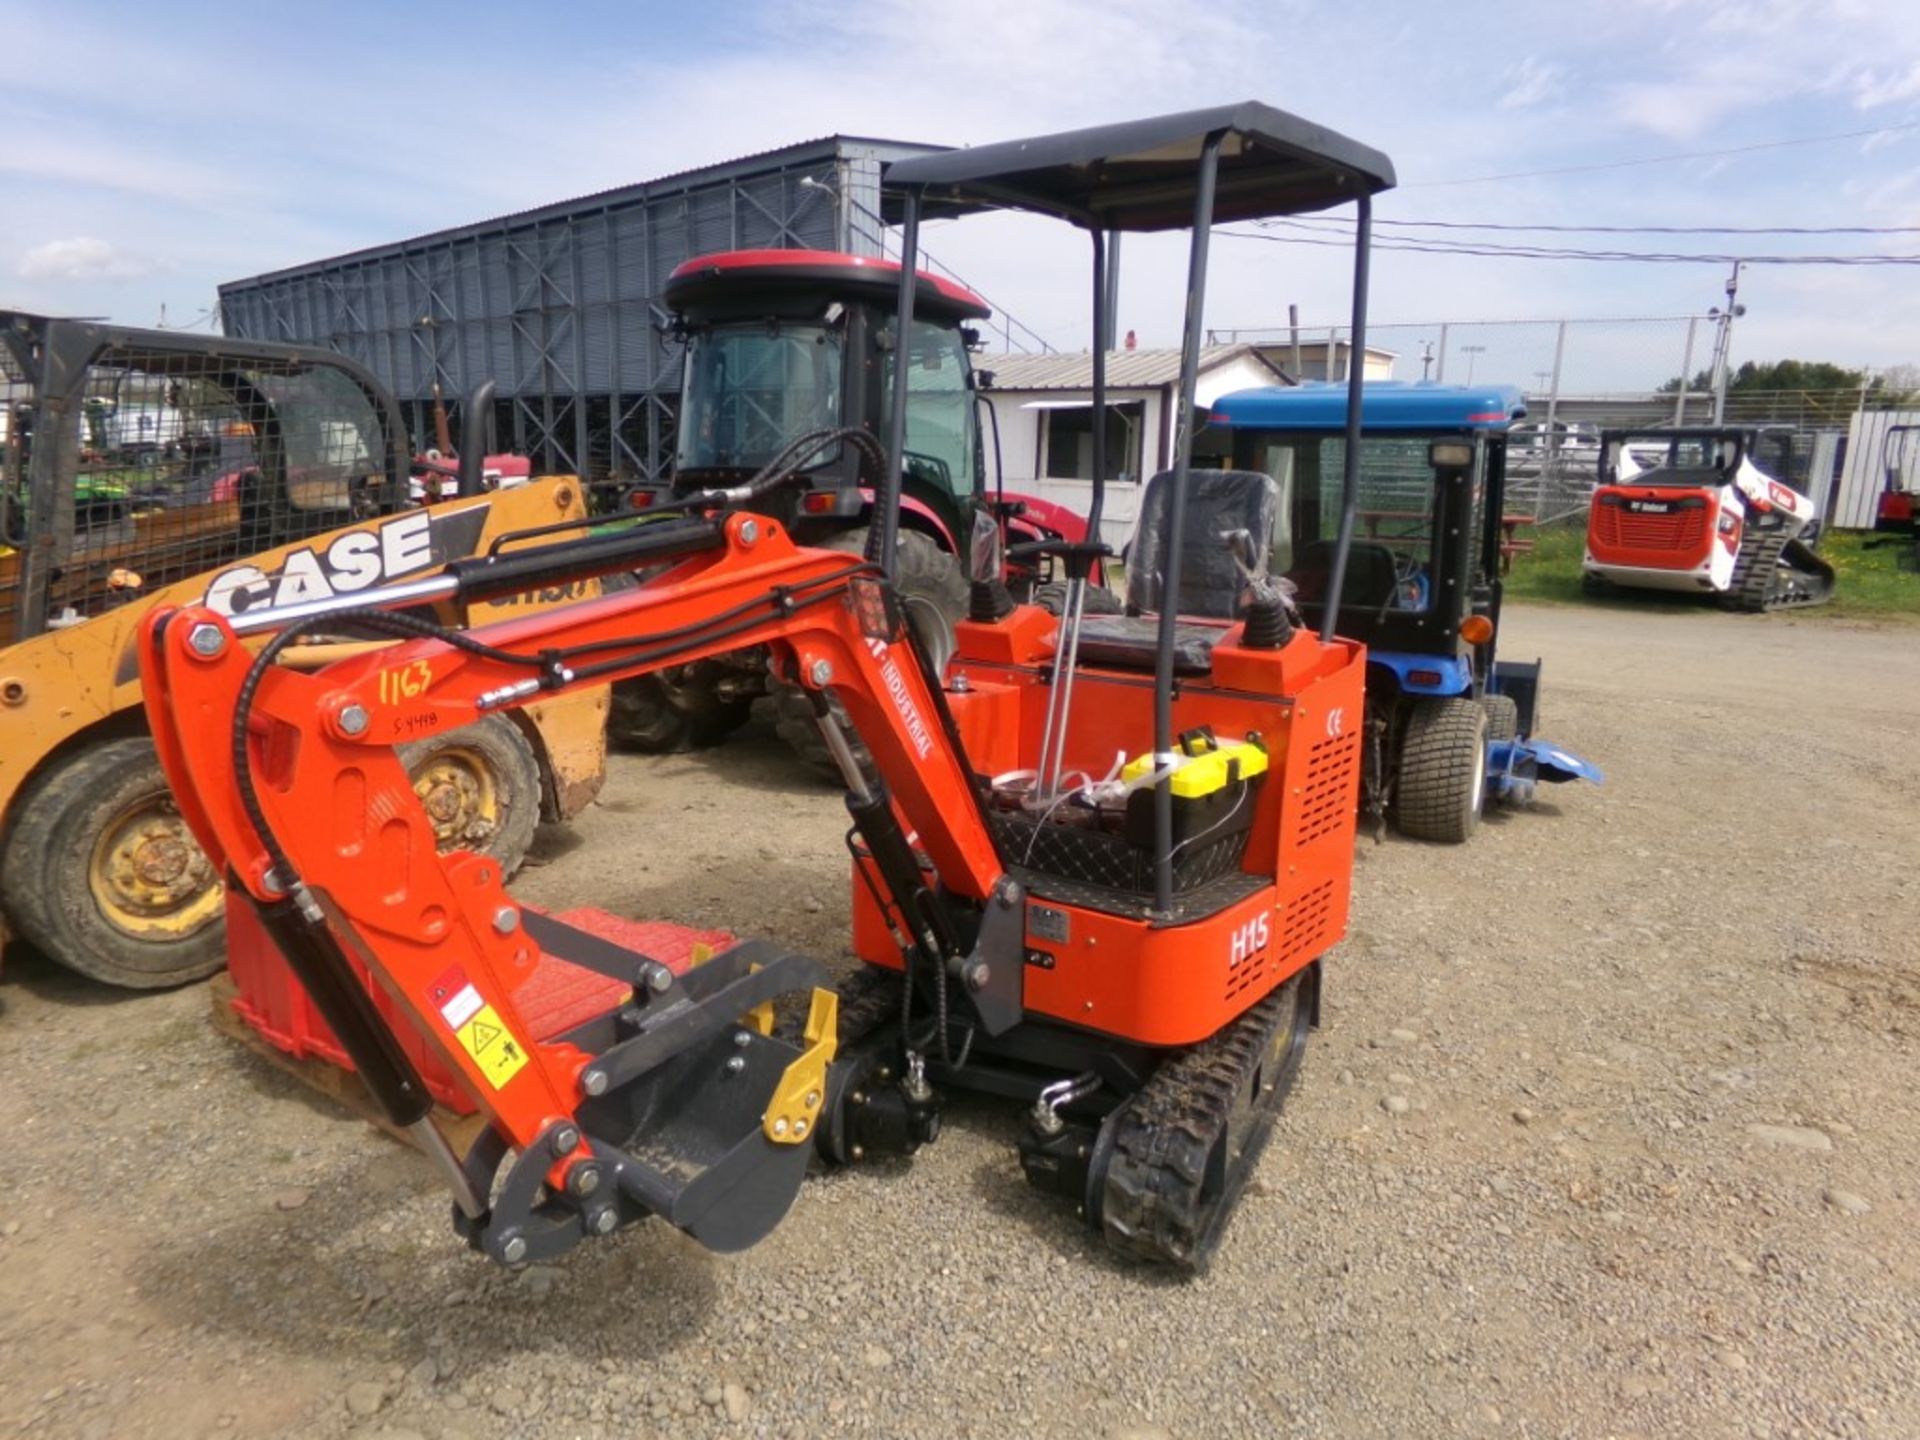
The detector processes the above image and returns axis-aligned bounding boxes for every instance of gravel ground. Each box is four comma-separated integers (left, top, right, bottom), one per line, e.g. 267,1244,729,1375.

2,602,1917,1440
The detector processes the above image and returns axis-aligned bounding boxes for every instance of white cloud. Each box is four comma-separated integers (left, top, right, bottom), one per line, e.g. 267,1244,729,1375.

1851,59,1920,108
18,237,155,282
1498,58,1565,111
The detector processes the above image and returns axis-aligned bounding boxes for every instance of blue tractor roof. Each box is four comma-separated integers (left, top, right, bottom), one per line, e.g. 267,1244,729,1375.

1209,381,1527,433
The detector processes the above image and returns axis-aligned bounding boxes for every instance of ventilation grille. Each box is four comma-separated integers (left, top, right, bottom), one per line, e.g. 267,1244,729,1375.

1593,505,1707,552
1291,729,1361,847
1225,933,1269,1002
1225,880,1337,1004
1280,879,1335,964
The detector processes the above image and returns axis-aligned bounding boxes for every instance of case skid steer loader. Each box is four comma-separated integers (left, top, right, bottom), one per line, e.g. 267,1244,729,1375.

137,102,1392,1270
0,314,608,987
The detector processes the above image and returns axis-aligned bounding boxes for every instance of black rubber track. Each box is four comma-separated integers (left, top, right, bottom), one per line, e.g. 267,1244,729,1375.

1721,529,1836,612
1097,967,1316,1270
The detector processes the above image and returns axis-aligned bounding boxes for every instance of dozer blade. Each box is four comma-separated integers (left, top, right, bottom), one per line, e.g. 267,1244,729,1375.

454,915,838,1266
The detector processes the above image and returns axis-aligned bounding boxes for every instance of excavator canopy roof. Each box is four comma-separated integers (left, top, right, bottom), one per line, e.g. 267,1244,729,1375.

883,101,1395,231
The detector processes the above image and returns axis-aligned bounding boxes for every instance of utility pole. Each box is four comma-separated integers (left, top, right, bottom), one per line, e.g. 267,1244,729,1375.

1461,343,1486,385
1708,261,1745,425
1673,316,1700,426
1421,342,1436,380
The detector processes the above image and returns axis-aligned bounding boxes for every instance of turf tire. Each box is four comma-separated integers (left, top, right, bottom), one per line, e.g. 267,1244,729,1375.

1395,697,1488,844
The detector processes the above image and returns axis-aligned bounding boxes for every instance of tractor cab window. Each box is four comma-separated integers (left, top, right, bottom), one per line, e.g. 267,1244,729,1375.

676,323,844,473
1257,436,1442,613
882,320,978,500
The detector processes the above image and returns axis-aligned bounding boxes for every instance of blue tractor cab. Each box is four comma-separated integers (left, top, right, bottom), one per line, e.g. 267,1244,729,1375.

1207,381,1600,841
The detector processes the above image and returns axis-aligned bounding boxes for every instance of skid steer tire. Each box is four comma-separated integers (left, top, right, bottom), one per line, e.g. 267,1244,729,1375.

2,737,226,989
767,528,968,782
608,669,753,753
1030,581,1126,618
1395,697,1488,844
1480,692,1520,743
399,715,542,879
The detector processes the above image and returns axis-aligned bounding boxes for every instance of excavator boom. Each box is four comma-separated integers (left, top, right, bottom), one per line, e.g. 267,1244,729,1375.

141,510,1002,1260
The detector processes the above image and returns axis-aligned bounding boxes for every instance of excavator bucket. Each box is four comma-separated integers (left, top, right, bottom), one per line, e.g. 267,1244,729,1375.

512,917,836,1256
282,887,843,1267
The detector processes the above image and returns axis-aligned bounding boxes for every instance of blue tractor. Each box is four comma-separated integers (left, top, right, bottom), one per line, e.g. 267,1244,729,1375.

1206,382,1600,842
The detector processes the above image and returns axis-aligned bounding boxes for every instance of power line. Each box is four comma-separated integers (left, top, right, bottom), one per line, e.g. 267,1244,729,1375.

1374,218,1920,237
1407,120,1920,188
1221,222,1920,266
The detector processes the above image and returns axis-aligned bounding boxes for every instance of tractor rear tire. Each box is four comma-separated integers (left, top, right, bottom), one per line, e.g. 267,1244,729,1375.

1480,692,1520,743
1395,697,1488,844
398,715,542,879
608,668,753,753
766,528,968,781
2,737,226,989
1030,581,1126,617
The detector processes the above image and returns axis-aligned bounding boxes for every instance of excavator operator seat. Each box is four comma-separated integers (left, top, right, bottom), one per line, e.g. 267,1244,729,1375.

1077,469,1282,676
1126,469,1283,617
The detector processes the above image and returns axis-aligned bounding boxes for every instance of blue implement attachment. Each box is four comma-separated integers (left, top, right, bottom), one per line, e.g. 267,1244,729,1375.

1486,738,1605,806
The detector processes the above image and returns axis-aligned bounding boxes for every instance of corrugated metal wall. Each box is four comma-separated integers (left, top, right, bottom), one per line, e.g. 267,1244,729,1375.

220,138,917,489
1831,409,1920,530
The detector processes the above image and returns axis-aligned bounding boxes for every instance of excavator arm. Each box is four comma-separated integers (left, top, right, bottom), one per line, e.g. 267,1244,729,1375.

140,509,1007,1262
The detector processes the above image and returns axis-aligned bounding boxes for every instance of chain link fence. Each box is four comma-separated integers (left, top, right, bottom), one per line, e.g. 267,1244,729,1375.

1208,316,1903,527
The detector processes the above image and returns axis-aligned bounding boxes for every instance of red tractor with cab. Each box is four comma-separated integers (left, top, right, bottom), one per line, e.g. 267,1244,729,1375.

610,249,1099,765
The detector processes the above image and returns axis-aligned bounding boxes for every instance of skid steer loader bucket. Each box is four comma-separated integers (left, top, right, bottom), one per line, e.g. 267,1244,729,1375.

431,915,838,1263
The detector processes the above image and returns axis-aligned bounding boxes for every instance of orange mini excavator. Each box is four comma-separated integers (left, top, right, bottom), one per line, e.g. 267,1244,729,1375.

138,104,1393,1269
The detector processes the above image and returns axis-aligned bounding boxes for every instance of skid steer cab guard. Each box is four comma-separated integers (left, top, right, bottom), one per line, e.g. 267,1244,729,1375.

140,100,1400,1273
1207,382,1599,841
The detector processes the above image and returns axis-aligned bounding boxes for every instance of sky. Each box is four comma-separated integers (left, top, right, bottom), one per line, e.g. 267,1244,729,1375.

4,0,1918,392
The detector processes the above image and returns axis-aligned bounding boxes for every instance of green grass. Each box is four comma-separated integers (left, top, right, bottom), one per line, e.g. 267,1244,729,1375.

1822,531,1920,617
1500,524,1920,619
1499,526,1592,606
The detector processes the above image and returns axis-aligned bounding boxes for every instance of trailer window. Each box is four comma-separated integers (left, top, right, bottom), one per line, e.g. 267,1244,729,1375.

676,324,843,472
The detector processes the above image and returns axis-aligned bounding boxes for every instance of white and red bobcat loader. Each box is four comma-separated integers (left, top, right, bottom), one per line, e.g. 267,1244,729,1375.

1583,427,1834,611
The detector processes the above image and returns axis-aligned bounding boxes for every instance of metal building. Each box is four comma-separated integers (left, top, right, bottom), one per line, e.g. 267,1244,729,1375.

219,137,933,492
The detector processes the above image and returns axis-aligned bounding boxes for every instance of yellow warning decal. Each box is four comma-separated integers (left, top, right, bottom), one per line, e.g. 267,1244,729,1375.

455,1003,529,1090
